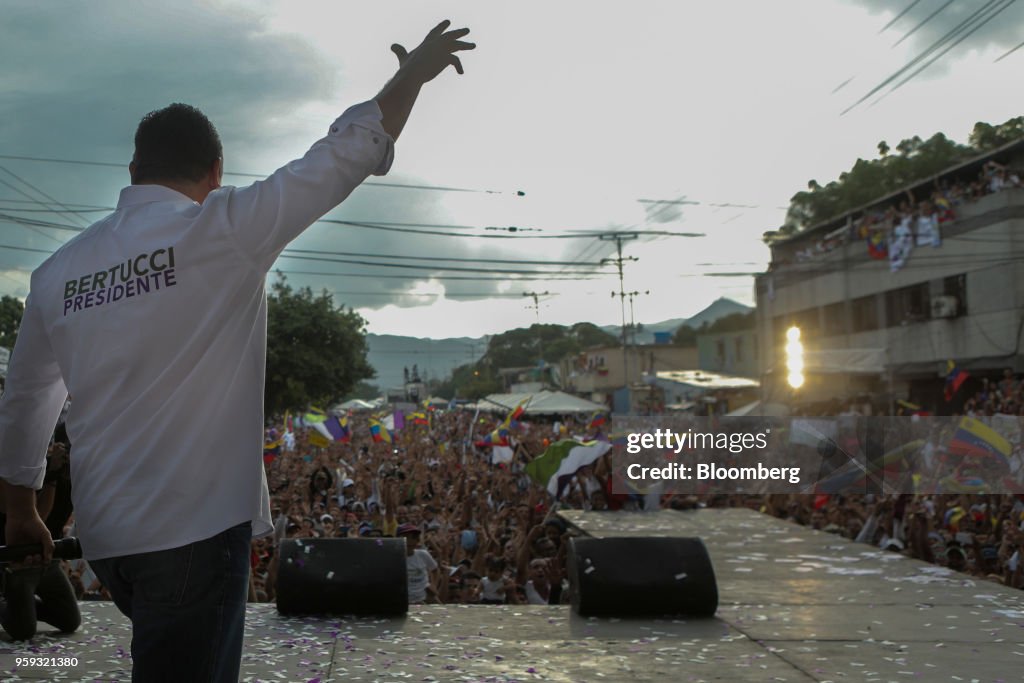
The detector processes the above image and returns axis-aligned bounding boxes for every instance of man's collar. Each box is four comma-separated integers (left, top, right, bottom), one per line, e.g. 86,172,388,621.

116,184,197,209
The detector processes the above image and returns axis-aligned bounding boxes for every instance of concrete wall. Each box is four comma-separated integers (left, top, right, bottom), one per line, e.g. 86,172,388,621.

756,189,1024,379
560,345,698,394
697,330,759,377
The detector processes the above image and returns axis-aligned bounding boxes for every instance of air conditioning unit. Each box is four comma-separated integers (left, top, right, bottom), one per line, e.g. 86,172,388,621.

931,295,958,319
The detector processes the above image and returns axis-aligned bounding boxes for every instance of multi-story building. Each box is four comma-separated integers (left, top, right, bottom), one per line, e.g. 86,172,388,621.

696,329,759,378
755,141,1024,411
559,344,698,406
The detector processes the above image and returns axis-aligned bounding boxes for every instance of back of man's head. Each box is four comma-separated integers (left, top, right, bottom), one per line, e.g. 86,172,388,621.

132,103,222,184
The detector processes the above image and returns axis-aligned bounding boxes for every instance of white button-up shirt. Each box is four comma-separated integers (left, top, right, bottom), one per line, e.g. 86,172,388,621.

0,101,394,560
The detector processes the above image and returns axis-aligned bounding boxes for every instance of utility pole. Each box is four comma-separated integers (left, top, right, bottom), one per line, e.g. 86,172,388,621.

523,291,550,370
600,233,639,391
523,291,549,325
625,290,650,347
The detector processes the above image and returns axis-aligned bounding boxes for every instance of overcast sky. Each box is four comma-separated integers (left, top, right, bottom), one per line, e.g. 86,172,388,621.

1,0,1021,338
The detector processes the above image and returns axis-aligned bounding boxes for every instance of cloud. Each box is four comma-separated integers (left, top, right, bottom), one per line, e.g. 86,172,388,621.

0,0,610,310
0,0,335,152
850,0,1024,64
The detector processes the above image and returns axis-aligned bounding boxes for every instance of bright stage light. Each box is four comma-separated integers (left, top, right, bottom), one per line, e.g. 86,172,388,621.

785,327,804,390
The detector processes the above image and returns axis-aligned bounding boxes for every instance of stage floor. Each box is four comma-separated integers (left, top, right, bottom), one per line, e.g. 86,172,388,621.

0,509,1022,682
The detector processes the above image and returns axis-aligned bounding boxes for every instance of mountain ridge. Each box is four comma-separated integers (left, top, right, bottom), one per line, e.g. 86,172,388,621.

367,297,753,389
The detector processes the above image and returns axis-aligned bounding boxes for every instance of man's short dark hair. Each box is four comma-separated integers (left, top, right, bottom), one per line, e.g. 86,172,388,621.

132,103,222,184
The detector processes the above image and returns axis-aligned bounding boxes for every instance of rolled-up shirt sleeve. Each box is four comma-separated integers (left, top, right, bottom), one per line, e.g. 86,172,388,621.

0,291,68,489
210,100,395,271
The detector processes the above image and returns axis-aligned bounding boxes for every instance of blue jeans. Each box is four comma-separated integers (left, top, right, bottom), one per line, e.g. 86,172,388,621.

90,522,251,683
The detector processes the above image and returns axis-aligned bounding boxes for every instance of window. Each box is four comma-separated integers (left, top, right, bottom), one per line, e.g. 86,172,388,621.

885,283,930,327
941,274,968,316
794,308,820,337
851,295,878,333
823,301,846,337
734,337,744,362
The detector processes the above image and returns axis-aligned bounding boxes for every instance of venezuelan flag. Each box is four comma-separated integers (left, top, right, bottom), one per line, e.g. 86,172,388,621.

587,411,608,432
263,438,282,463
477,423,510,448
947,417,1011,469
508,400,527,424
369,418,392,444
944,361,969,402
866,230,887,259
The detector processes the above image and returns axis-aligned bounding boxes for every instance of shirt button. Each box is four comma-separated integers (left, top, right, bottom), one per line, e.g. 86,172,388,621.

373,137,379,144
331,126,338,133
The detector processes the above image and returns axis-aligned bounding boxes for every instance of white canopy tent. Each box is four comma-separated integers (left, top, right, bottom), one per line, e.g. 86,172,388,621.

333,398,384,412
480,390,606,415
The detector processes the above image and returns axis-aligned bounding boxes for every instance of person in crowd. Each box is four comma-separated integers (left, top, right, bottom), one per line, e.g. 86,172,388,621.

0,436,80,640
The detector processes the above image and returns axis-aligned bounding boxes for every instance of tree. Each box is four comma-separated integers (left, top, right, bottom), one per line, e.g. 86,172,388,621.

773,116,1024,238
0,295,24,349
480,322,618,369
706,311,755,334
673,324,699,347
265,276,374,416
435,363,501,400
968,117,1024,152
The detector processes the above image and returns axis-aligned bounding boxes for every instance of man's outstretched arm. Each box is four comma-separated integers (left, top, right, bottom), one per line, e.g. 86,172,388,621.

212,20,474,269
376,20,475,141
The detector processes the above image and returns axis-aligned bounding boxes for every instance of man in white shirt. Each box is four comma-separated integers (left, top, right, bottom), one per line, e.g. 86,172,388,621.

0,20,473,682
398,523,438,603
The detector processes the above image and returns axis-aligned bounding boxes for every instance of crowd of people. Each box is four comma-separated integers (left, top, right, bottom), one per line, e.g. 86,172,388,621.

33,394,1024,609
252,410,585,605
789,158,1022,267
245,402,1023,605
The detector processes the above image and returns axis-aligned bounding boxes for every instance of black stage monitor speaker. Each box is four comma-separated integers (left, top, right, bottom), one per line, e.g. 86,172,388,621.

276,538,408,616
567,536,718,617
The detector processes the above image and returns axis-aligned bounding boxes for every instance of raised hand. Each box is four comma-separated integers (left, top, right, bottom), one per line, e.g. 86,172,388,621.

391,20,475,85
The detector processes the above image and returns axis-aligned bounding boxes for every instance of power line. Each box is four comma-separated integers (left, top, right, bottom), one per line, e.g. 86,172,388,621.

317,290,550,299
320,218,705,240
842,0,1005,115
279,246,607,268
0,243,61,255
878,0,1018,102
879,0,925,33
0,155,783,221
0,214,83,232
0,165,92,228
891,0,955,48
275,252,612,275
0,188,66,245
0,153,523,196
0,206,110,213
0,199,114,210
994,37,1024,61
275,269,601,282
636,197,787,211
